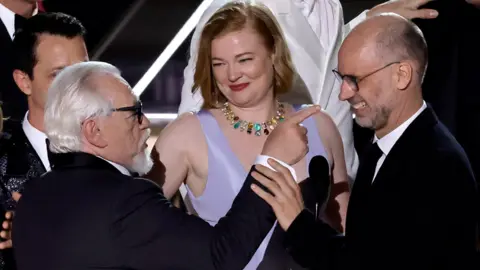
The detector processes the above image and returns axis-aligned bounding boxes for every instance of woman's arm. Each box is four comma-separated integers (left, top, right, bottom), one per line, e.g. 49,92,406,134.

146,113,198,200
314,111,350,233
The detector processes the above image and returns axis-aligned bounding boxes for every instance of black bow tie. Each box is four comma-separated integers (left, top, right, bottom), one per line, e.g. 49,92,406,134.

14,14,27,32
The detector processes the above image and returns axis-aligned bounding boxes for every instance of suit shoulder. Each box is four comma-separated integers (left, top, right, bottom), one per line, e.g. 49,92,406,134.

128,177,162,190
426,124,475,184
112,176,167,219
115,176,163,197
431,123,469,163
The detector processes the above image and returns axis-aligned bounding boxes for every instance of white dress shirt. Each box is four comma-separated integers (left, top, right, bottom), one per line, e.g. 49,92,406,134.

22,112,131,176
0,3,38,40
99,157,131,176
22,112,50,171
0,3,15,40
372,101,428,181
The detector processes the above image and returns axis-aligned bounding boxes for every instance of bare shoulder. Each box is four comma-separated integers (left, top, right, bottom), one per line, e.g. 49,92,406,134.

154,112,203,149
311,108,342,149
312,109,338,132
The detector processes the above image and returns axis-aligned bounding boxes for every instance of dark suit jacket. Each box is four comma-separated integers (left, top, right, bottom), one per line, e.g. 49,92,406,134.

12,151,276,270
0,17,27,121
285,107,478,270
0,119,46,270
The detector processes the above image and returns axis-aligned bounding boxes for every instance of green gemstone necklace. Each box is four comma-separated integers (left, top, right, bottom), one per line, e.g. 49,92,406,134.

221,101,285,136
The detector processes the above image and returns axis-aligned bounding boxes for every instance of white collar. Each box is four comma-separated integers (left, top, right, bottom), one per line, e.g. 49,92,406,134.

98,157,131,176
0,3,15,39
32,3,38,16
22,111,50,170
0,3,38,39
374,101,427,156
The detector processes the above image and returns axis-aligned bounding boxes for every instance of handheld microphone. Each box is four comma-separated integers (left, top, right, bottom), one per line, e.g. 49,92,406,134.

308,155,331,220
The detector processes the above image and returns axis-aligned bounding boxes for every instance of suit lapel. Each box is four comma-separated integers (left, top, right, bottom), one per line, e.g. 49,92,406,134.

347,107,439,236
0,21,11,46
0,121,46,209
5,123,46,175
372,107,438,187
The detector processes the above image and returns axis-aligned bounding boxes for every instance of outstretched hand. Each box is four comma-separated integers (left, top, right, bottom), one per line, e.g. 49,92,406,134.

368,0,439,20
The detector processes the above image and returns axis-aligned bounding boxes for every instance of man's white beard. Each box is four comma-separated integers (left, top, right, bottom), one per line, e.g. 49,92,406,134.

129,129,153,176
131,148,153,176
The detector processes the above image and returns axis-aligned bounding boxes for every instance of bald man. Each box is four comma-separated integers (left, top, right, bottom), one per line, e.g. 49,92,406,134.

262,13,478,270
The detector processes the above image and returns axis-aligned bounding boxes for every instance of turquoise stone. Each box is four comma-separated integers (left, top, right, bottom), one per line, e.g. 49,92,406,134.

254,123,262,131
233,121,241,129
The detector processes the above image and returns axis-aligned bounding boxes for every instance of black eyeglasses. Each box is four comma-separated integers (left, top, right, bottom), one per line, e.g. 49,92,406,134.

332,61,400,92
112,101,144,124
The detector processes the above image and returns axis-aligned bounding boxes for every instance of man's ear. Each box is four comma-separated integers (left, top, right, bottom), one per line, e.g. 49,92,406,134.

82,119,108,148
395,62,413,91
13,70,32,96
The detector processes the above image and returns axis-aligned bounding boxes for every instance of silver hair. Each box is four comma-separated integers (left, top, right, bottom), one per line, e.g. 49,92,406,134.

44,61,129,153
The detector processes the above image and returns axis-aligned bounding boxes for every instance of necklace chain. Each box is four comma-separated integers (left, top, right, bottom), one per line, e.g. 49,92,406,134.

221,101,285,136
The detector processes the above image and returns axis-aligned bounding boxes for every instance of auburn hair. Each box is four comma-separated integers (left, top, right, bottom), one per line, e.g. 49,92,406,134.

192,1,295,109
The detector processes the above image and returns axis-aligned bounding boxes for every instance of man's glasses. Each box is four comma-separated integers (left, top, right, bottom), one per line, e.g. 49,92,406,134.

112,101,144,124
332,61,400,92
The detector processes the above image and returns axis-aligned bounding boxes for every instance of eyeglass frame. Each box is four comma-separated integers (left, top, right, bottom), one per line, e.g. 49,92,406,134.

332,61,401,92
111,100,144,124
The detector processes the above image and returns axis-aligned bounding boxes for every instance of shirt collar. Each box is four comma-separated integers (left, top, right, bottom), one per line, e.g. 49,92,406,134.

0,3,38,40
98,157,131,176
374,101,427,156
32,3,38,16
0,3,16,39
22,111,50,170
22,111,45,137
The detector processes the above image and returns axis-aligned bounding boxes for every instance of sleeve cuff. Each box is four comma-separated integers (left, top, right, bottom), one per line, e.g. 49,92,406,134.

254,155,298,182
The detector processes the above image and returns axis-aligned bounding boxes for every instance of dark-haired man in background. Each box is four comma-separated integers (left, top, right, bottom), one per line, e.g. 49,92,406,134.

0,12,87,270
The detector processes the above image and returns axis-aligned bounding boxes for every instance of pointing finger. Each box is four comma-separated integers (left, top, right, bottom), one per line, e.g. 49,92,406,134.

286,105,321,125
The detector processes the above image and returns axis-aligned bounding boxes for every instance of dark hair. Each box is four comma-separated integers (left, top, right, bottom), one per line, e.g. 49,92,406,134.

375,16,428,82
12,12,86,79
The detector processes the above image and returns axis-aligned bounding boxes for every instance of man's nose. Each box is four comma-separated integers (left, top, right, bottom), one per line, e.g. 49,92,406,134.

141,114,150,128
338,81,356,101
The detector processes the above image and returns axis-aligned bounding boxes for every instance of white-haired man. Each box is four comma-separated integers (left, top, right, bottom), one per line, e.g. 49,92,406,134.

11,61,321,270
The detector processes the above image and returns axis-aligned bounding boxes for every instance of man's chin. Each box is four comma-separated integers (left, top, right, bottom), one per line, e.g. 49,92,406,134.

354,117,373,129
130,150,154,176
